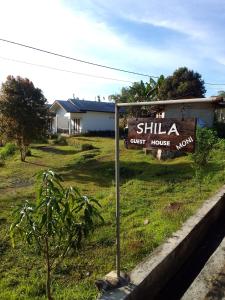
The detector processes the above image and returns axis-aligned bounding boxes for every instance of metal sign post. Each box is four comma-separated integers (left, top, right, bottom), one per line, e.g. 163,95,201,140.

114,97,218,278
115,103,120,278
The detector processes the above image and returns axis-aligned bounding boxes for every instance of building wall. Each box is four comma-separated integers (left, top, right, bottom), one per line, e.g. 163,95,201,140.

164,103,215,127
70,111,115,133
52,106,70,133
51,105,115,134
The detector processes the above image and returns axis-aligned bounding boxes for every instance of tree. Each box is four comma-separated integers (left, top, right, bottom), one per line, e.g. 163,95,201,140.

217,90,225,98
158,67,206,100
110,76,164,117
10,170,103,300
0,76,48,161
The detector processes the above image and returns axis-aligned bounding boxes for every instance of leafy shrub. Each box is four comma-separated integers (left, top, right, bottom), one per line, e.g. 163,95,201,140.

67,138,81,149
0,143,17,159
81,143,95,151
53,135,68,145
26,149,32,156
214,122,225,139
192,127,218,166
191,127,218,197
10,170,103,300
48,133,58,140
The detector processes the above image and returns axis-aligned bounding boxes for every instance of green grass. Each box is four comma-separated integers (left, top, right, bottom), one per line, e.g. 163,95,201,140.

1,137,225,299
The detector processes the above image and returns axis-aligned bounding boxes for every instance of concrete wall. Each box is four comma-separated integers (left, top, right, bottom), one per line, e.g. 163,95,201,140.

52,106,115,134
71,111,115,133
164,103,215,127
52,106,70,133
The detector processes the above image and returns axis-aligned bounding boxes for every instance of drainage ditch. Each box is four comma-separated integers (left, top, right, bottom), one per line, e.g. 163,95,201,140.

154,215,225,299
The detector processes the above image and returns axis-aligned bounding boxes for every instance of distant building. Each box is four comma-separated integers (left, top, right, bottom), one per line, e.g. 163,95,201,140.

49,99,115,135
155,97,224,128
152,96,224,159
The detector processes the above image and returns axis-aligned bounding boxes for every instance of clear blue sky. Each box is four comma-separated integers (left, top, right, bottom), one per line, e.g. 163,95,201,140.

0,0,224,102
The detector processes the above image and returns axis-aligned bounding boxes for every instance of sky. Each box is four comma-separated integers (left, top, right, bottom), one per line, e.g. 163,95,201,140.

0,0,225,103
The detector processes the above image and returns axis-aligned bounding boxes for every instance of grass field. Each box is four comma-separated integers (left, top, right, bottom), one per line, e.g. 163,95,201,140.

0,137,225,299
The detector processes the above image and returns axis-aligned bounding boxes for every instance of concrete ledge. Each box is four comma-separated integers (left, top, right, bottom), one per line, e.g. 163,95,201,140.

99,186,225,300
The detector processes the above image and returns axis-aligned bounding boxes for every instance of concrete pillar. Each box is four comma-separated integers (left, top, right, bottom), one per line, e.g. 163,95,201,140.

55,115,58,133
68,116,71,135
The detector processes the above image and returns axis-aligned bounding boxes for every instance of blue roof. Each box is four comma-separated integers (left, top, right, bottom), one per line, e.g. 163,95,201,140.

70,99,115,113
51,99,115,113
54,100,80,113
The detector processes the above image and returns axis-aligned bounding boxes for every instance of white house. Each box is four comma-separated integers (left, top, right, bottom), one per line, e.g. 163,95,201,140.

49,99,115,134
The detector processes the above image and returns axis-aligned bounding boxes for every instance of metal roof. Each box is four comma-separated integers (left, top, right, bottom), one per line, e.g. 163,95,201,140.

69,99,115,113
50,99,115,113
51,100,80,113
116,97,223,107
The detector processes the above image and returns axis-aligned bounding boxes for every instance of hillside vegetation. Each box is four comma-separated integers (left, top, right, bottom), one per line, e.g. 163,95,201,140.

0,137,225,299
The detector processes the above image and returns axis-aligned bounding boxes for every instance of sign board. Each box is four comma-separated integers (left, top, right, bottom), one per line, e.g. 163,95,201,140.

127,118,196,153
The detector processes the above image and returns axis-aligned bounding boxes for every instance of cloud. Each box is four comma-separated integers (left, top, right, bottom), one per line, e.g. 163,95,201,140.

0,0,224,99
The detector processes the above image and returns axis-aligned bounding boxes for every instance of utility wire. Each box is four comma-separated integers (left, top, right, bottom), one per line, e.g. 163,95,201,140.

0,38,159,78
1,38,225,87
205,82,225,86
2,54,225,88
0,56,134,84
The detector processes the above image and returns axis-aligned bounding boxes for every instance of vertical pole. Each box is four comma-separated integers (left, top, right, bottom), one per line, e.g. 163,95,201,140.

68,116,71,135
115,103,120,278
55,115,58,134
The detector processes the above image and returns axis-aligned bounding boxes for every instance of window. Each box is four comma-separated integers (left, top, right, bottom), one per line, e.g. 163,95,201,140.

73,119,80,132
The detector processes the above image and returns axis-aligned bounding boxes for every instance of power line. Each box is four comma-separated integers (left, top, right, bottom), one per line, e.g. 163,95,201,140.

205,82,225,86
2,54,225,88
0,38,159,79
0,56,134,84
1,38,225,87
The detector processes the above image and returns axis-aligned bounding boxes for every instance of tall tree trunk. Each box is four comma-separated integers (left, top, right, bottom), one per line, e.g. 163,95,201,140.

45,237,53,300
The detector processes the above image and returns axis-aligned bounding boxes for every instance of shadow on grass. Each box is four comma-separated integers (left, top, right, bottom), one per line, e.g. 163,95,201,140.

24,161,52,168
32,146,79,155
30,154,42,158
56,158,194,187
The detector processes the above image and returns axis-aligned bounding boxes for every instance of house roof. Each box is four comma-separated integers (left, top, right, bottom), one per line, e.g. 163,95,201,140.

56,100,80,113
69,99,115,113
50,99,115,113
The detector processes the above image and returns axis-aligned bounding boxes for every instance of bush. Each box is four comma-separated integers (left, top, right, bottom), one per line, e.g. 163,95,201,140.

53,135,68,145
26,149,32,157
214,122,225,139
48,133,58,140
192,127,218,166
0,143,17,159
81,143,95,151
67,138,81,149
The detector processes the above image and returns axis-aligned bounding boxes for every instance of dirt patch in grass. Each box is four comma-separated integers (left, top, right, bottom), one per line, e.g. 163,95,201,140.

165,202,184,213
